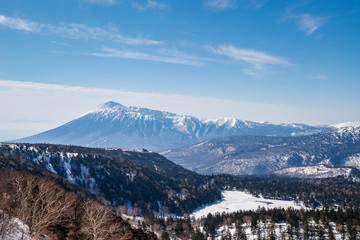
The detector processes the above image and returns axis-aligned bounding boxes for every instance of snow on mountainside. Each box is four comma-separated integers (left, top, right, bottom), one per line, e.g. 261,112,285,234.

332,122,360,129
14,101,332,151
271,165,357,179
163,125,360,176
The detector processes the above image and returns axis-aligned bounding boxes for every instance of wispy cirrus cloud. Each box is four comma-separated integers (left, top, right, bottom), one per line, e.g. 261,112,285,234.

310,73,328,80
90,47,201,66
0,15,39,32
210,45,290,65
248,0,267,8
132,0,167,11
287,13,327,35
0,14,162,45
47,23,163,45
203,0,237,11
203,0,267,11
208,44,291,76
82,0,117,5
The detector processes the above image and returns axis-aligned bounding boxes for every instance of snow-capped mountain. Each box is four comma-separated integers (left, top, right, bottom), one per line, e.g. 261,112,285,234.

162,125,360,176
14,101,332,151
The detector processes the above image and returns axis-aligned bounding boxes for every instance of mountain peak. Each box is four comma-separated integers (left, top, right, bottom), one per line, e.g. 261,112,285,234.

97,101,128,110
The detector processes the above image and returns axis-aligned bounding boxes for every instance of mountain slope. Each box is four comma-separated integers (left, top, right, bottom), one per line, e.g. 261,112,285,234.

0,151,156,240
14,101,332,151
2,142,360,217
270,165,359,179
0,142,221,215
162,125,360,176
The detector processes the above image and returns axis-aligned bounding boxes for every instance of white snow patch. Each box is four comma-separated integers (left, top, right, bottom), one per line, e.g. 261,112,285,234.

125,172,136,182
191,191,304,219
61,153,75,183
343,153,360,170
159,150,171,154
0,211,31,240
66,152,78,158
274,164,353,178
45,163,57,174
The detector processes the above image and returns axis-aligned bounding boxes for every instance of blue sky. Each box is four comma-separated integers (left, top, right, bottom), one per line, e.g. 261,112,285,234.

0,0,360,140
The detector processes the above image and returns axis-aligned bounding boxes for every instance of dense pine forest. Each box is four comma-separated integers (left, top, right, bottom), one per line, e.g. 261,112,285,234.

136,208,360,239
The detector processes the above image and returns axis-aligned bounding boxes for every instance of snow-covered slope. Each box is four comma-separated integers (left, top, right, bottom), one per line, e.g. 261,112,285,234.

14,101,332,151
163,126,360,176
332,122,360,129
271,165,356,179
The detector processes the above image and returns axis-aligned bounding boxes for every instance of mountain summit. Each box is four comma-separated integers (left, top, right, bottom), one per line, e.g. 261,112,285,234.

14,101,332,151
97,101,129,110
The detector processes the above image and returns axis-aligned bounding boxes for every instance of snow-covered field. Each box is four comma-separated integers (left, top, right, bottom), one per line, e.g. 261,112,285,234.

191,191,304,218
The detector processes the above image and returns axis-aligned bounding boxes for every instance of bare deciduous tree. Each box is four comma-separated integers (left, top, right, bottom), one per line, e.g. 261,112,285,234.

10,176,76,239
82,200,121,240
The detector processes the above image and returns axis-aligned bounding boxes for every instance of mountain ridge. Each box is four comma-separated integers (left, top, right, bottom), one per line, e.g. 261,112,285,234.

163,125,360,176
14,101,333,151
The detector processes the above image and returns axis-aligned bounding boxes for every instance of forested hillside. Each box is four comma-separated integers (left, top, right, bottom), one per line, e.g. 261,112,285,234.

140,208,360,239
0,143,222,215
2,143,360,215
2,142,360,239
0,160,156,239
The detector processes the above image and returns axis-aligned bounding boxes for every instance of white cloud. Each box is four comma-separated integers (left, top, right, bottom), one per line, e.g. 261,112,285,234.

203,0,237,11
209,44,291,75
0,15,39,32
82,0,117,5
0,80,348,141
287,13,327,35
211,45,290,65
203,0,268,10
310,73,328,80
132,0,167,11
91,47,201,65
48,23,162,45
249,0,267,8
0,14,162,45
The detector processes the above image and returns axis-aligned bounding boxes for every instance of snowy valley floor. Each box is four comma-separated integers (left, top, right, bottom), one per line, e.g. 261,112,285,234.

191,190,304,219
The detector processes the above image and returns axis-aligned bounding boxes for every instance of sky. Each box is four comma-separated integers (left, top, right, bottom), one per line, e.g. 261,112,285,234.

0,0,359,141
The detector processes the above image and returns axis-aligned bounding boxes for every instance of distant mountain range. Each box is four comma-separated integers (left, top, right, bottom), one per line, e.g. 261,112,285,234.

14,101,332,151
162,125,360,176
